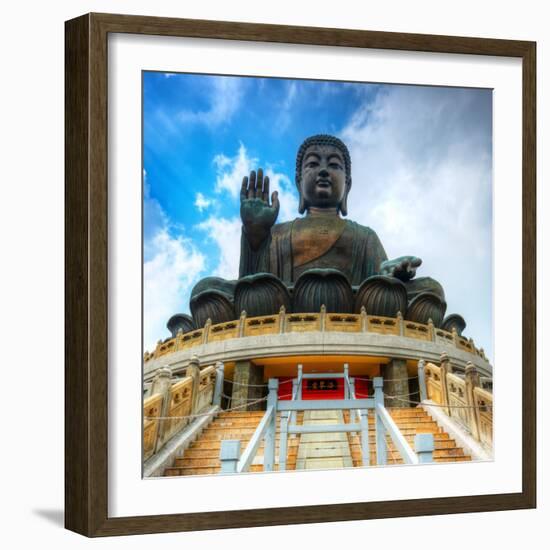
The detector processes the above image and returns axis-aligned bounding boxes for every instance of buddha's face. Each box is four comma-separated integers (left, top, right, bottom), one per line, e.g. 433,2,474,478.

300,144,348,210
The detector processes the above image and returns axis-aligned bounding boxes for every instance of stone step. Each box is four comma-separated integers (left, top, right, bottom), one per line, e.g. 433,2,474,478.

373,456,471,465
350,439,458,451
165,462,297,476
207,423,268,430
165,452,472,475
182,445,300,460
356,447,467,460
164,404,471,476
164,466,219,476
187,439,300,453
202,428,264,439
175,449,300,468
348,433,452,445
219,411,267,417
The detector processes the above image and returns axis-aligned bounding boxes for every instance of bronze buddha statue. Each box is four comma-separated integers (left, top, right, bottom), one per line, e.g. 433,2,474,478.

183,135,460,333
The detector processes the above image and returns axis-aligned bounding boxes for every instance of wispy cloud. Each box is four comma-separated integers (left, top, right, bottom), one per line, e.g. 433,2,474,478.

194,192,213,213
143,172,205,351
263,168,298,223
197,216,242,280
275,81,299,133
214,143,257,198
341,85,492,356
213,143,299,219
177,76,244,128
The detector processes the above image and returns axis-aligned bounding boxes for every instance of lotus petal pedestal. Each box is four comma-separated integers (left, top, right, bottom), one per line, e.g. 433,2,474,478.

354,275,408,317
234,273,291,317
293,269,353,313
406,291,447,327
166,313,195,337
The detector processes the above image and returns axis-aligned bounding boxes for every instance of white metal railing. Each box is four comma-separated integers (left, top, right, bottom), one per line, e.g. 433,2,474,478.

219,365,434,472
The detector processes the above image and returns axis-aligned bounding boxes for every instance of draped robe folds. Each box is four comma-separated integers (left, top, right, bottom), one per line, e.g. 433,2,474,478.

239,218,389,287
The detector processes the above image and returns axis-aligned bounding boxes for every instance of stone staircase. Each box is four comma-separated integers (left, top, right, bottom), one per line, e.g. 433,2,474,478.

163,407,470,476
164,410,304,476
346,407,471,465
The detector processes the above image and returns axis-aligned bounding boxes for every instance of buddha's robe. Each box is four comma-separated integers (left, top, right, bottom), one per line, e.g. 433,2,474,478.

239,215,387,287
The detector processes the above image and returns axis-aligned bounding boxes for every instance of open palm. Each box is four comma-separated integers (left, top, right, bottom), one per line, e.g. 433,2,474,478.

240,168,280,250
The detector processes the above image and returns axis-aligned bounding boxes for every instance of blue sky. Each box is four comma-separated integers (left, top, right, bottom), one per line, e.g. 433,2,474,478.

143,72,493,360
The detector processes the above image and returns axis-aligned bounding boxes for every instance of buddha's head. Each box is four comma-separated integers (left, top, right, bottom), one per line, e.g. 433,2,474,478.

295,134,352,215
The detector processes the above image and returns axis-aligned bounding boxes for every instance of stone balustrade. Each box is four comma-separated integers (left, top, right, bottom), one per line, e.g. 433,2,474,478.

142,363,219,460
422,355,493,449
144,308,488,364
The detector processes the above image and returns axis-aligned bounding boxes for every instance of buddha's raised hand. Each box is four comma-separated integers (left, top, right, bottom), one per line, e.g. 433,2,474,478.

240,168,280,250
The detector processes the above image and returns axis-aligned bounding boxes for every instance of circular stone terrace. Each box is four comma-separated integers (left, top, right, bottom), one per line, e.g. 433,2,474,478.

144,309,492,382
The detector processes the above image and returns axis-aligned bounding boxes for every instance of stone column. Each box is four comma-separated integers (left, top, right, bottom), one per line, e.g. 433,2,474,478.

439,352,451,415
465,362,481,441
185,355,201,414
382,358,410,408
150,366,172,452
231,360,265,411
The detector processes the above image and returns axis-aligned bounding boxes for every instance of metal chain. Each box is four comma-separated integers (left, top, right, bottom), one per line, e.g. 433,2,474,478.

383,390,420,399
353,375,419,383
385,394,493,409
222,377,293,388
144,395,269,420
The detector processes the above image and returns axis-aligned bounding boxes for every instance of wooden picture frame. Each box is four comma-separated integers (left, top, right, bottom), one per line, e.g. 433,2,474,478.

65,12,536,537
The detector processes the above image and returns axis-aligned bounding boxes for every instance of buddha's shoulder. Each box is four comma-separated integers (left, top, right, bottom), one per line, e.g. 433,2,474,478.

271,220,294,238
271,218,379,238
343,219,378,237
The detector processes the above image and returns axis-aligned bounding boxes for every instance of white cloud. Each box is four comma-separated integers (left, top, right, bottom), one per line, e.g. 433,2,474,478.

144,230,205,352
264,168,299,223
214,142,257,198
197,216,242,280
275,81,299,132
203,144,300,280
178,76,243,128
213,144,299,221
143,172,206,351
194,192,212,212
341,86,493,358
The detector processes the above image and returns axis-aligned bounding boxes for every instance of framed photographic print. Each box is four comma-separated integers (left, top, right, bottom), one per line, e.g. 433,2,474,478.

65,13,536,537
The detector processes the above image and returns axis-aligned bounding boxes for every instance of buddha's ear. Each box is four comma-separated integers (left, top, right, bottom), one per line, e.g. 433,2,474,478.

298,194,307,214
339,180,351,216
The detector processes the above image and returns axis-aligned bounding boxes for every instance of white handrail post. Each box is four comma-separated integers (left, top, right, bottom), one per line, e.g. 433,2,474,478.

220,440,240,473
358,388,370,466
264,378,279,471
213,361,225,407
414,433,435,463
418,359,427,402
291,364,303,426
349,377,358,436
343,363,350,398
374,377,387,465
289,378,298,436
279,412,289,471
343,363,352,425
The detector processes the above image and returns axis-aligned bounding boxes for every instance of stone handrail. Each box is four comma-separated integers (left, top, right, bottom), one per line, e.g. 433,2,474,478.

163,376,193,443
447,372,470,430
424,361,446,410
145,309,488,363
420,356,493,450
143,393,164,460
219,376,434,472
473,386,493,448
143,364,222,460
